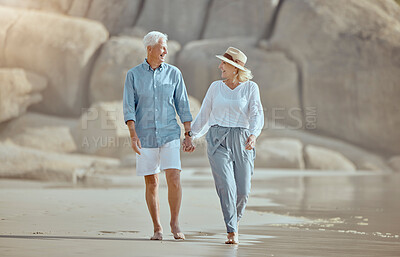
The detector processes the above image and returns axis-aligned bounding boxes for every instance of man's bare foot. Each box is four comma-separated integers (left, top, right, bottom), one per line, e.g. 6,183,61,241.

225,232,239,244
171,223,185,240
150,231,163,240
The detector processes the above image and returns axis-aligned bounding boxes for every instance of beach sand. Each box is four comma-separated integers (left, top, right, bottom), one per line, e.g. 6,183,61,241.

0,168,399,256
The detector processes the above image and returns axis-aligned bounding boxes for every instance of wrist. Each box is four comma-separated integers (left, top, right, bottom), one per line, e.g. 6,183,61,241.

184,130,193,137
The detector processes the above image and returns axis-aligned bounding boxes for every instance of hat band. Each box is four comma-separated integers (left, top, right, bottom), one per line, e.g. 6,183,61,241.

223,53,245,67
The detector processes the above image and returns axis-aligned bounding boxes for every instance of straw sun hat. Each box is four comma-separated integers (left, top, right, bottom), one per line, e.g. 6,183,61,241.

216,47,248,71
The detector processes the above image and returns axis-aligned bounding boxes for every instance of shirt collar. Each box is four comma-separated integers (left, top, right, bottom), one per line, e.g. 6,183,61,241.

143,58,165,71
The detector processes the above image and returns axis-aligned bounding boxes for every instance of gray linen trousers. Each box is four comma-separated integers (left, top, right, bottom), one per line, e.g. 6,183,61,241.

206,125,256,233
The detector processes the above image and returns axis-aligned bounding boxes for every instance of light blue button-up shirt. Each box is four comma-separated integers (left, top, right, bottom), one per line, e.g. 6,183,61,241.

123,59,193,148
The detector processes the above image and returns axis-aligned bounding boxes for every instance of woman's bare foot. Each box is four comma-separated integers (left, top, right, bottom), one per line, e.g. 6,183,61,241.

171,222,185,240
150,230,163,240
225,232,239,244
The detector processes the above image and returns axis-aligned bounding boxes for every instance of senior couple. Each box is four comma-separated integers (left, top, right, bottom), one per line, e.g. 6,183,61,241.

123,31,264,244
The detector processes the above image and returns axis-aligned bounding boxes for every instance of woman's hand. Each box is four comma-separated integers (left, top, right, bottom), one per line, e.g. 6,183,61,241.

245,135,256,150
182,137,195,152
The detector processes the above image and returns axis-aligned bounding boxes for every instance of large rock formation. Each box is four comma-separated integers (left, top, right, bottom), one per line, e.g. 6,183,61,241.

262,127,393,172
0,69,47,123
89,36,180,104
0,0,142,35
268,0,400,154
0,6,109,116
0,112,78,153
0,140,119,181
388,156,400,172
203,0,277,40
305,145,357,171
255,137,305,169
135,0,210,45
0,0,70,13
72,101,131,158
0,0,399,176
89,37,146,104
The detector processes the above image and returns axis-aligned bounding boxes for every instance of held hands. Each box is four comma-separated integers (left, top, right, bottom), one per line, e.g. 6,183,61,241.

130,136,142,155
245,135,256,150
182,137,195,153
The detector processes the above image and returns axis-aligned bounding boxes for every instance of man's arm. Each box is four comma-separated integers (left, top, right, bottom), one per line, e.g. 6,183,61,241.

127,120,141,155
123,71,141,154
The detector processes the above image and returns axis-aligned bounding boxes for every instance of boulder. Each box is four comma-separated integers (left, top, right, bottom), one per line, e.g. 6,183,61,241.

268,0,400,154
262,126,393,172
255,137,305,169
118,27,148,38
0,0,142,35
72,101,131,158
203,0,277,40
247,47,301,128
177,37,301,126
0,5,21,65
0,69,47,123
68,0,142,35
89,37,145,104
89,36,181,104
0,140,120,181
0,112,78,153
388,156,400,172
135,0,210,45
305,145,356,171
0,6,109,116
0,0,71,13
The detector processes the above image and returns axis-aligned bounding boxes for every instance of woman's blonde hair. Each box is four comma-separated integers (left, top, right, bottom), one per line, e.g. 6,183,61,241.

233,67,253,83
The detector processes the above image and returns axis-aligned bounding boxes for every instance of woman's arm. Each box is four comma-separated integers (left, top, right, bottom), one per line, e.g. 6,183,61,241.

248,82,264,138
191,83,216,139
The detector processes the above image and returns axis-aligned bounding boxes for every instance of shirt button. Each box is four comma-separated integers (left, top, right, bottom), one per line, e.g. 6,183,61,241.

155,97,157,100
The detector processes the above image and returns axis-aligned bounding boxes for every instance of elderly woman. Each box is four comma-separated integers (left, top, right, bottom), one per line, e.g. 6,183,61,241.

190,47,264,244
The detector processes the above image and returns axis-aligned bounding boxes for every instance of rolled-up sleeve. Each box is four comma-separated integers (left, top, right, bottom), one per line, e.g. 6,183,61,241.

173,71,193,123
123,71,136,124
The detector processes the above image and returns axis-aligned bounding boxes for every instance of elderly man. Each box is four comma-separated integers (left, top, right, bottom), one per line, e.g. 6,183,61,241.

123,31,194,240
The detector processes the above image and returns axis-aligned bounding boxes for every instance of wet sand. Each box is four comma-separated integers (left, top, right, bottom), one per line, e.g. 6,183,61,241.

0,168,399,256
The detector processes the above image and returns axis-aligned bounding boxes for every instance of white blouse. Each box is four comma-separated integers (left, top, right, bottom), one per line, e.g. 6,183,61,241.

192,80,264,139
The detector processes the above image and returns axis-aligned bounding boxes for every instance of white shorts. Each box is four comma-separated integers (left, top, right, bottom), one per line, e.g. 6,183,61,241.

136,139,181,176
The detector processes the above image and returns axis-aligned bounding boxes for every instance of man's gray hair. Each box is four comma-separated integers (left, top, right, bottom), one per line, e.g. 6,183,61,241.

143,31,168,49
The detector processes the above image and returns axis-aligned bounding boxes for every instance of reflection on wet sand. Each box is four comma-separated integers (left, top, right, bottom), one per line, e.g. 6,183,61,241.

246,172,400,256
250,173,400,236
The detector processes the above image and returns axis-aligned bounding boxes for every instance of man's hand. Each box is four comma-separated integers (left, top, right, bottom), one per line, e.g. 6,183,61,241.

245,135,256,150
131,136,142,155
182,137,195,153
